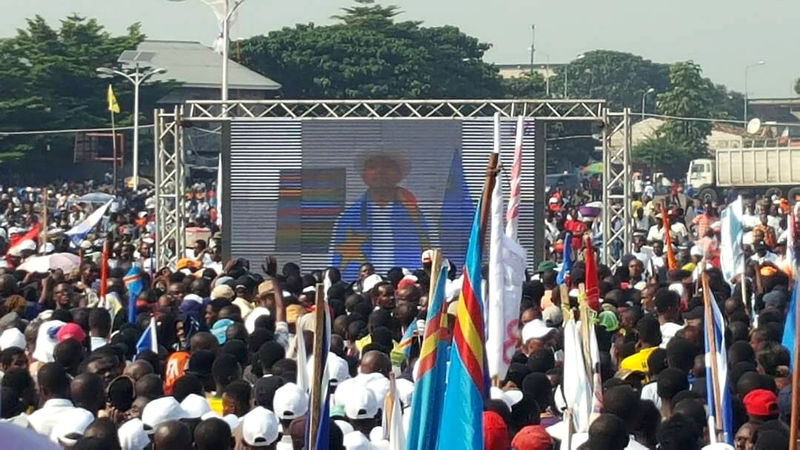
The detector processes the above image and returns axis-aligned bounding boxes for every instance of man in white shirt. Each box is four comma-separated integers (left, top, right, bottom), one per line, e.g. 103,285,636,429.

27,363,78,438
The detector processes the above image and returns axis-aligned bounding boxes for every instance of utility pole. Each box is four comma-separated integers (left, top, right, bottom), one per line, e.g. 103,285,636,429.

530,25,535,74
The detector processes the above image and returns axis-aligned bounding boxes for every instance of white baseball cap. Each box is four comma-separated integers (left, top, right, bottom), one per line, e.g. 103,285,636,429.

395,378,415,407
362,274,383,294
245,307,271,334
343,431,372,450
118,418,150,450
50,407,94,446
521,319,554,343
344,388,378,420
273,382,309,420
490,386,524,409
335,420,354,435
141,397,189,432
241,406,279,447
306,352,351,387
180,393,211,419
200,411,240,430
0,327,25,350
32,320,65,363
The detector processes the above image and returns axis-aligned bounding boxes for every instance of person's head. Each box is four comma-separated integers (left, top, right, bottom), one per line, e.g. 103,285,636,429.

205,299,231,327
652,240,664,256
194,417,233,450
0,346,27,372
2,368,37,409
656,414,701,450
189,332,219,354
82,417,121,449
53,282,74,309
153,420,192,450
172,374,204,402
222,379,251,417
360,154,405,189
601,385,640,428
372,282,395,310
358,263,374,281
360,350,391,376
628,258,644,281
71,372,105,415
636,315,662,350
212,353,241,391
135,374,164,400
655,288,680,320
657,368,689,404
587,414,629,450
258,341,285,375
38,361,70,401
124,360,155,381
84,351,122,387
88,308,111,338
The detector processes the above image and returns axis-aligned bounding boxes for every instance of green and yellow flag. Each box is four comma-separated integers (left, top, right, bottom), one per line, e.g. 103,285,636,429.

107,84,120,114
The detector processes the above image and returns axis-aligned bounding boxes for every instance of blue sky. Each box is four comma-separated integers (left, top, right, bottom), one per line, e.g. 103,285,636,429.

1,0,797,98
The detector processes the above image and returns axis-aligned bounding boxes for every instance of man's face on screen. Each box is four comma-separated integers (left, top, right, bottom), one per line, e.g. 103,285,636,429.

362,157,403,189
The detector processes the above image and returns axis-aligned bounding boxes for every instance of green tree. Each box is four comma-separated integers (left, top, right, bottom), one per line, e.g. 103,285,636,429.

553,50,671,111
501,71,547,99
239,2,503,99
633,62,718,175
0,15,170,179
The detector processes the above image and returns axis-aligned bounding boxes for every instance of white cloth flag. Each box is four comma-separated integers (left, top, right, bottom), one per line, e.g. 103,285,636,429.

562,320,593,433
65,199,113,245
720,196,744,283
487,114,527,380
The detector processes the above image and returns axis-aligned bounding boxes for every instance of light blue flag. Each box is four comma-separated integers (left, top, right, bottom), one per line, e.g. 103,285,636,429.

782,284,797,367
705,291,733,444
557,232,572,285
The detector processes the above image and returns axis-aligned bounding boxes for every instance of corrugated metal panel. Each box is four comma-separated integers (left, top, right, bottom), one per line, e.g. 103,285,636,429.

461,118,543,266
228,118,544,278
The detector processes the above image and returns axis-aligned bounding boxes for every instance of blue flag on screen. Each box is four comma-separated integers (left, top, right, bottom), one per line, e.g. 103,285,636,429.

440,147,475,270
136,317,158,355
557,232,572,285
329,188,431,281
705,291,733,444
124,267,144,324
65,199,113,246
782,284,798,367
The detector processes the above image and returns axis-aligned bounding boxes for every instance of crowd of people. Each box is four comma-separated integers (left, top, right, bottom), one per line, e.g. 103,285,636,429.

0,176,797,450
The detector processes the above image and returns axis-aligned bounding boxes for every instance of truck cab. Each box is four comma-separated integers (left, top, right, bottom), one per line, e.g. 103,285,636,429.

687,158,714,191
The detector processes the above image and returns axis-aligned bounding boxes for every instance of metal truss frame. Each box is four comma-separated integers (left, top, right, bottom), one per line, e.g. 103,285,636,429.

602,109,632,267
154,106,186,269
154,99,631,267
183,99,606,122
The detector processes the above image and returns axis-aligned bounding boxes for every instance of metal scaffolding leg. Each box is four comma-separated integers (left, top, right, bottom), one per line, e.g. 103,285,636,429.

602,108,632,267
154,106,186,269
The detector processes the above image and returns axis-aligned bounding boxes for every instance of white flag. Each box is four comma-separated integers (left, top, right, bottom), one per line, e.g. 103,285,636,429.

720,196,744,283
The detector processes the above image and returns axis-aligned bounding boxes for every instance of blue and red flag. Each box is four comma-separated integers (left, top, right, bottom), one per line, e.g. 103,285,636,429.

406,252,449,450
396,320,419,360
437,202,487,450
124,267,144,324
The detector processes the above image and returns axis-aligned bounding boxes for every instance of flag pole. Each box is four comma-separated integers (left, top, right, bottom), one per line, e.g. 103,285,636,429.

790,288,800,450
702,271,724,443
39,188,48,254
110,108,118,194
479,116,501,249
307,283,326,450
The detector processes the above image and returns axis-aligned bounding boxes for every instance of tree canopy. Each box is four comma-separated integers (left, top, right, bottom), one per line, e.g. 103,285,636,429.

0,15,171,178
238,2,503,99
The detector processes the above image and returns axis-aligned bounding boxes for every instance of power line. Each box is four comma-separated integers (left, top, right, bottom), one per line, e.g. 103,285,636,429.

0,123,154,137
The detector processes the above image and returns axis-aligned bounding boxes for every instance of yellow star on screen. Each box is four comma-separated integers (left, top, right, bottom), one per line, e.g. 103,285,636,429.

335,229,368,269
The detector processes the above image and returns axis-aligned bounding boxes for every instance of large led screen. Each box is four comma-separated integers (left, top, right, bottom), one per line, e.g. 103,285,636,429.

225,118,544,280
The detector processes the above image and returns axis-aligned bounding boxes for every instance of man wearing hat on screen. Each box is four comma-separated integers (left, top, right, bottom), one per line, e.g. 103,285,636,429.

329,151,430,281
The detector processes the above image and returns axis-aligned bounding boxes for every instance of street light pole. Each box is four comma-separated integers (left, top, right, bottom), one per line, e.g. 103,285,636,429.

744,60,766,122
641,88,655,119
96,66,166,191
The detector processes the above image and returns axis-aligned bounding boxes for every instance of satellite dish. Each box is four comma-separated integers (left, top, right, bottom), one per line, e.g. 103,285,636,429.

747,118,762,134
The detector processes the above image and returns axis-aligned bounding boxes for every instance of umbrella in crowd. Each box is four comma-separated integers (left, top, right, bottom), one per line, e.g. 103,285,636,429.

17,252,81,273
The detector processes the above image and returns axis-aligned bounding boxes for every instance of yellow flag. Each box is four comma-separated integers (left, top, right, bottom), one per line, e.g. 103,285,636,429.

107,84,120,114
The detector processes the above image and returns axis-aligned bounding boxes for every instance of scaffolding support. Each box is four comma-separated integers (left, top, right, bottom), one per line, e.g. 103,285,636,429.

154,106,186,269
601,108,632,267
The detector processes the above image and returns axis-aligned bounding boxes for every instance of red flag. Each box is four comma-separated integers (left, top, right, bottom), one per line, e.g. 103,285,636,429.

5,223,42,256
100,241,109,300
661,203,678,270
583,235,600,311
